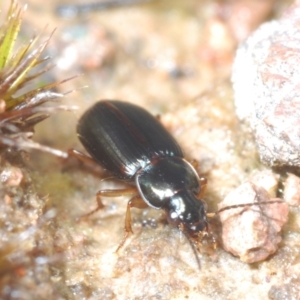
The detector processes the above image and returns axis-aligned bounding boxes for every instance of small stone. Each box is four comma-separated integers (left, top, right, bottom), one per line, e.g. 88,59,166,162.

249,169,279,197
0,166,23,187
284,173,300,206
218,182,289,263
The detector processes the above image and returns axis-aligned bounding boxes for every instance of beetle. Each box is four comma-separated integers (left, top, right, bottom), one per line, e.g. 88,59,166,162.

76,100,209,250
75,100,285,263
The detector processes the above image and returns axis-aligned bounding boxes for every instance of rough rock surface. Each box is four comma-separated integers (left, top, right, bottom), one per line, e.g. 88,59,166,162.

232,2,300,167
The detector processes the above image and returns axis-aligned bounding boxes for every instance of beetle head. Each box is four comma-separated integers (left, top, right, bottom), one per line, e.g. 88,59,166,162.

163,190,208,238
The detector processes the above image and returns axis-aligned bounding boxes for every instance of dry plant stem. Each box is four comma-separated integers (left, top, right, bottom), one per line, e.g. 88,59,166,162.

56,0,152,18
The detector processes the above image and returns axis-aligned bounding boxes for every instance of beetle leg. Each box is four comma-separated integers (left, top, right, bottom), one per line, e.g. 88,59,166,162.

206,212,215,218
197,177,207,198
188,159,207,199
190,159,199,169
79,187,138,221
116,195,148,252
68,148,97,165
124,195,148,233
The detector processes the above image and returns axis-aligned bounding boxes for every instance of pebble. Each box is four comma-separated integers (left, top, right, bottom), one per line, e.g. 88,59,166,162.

218,182,289,263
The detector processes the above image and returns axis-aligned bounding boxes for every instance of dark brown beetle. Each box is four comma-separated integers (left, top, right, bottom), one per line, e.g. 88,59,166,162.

76,100,283,260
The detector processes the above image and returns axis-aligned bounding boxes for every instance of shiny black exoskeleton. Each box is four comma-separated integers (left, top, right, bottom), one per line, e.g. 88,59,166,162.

77,100,207,239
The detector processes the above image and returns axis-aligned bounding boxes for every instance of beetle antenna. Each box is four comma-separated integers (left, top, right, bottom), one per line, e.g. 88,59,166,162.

215,199,285,215
182,230,201,270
